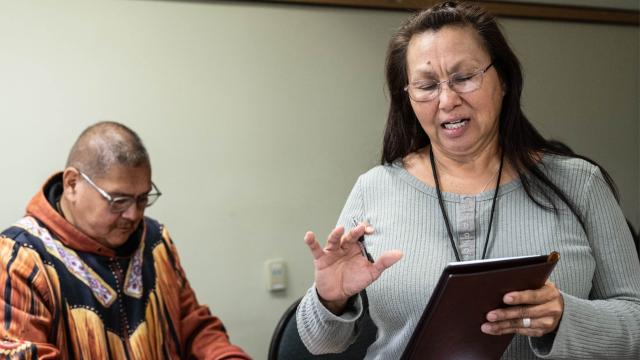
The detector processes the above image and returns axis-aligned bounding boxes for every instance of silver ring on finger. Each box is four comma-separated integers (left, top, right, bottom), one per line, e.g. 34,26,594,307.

522,317,531,328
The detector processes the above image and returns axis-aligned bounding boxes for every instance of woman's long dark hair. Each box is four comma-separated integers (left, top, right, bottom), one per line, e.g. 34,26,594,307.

381,1,618,230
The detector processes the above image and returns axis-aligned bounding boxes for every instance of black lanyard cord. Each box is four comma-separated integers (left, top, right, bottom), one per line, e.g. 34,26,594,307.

429,147,504,261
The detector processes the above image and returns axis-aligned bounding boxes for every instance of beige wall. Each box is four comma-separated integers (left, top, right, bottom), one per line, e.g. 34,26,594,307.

0,0,637,357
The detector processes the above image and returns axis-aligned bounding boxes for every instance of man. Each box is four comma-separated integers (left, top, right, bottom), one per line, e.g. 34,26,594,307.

0,121,251,359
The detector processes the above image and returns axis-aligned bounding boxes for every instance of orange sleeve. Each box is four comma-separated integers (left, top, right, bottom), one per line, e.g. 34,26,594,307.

164,236,251,360
0,236,60,359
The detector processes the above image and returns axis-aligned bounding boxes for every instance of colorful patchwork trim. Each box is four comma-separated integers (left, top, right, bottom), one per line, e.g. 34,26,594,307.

15,217,117,308
124,231,145,299
0,339,34,356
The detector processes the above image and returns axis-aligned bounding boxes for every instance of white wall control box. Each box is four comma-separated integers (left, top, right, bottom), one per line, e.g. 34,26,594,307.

265,259,287,291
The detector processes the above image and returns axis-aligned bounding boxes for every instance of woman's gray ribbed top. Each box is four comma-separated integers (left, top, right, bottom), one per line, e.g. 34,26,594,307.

297,154,640,359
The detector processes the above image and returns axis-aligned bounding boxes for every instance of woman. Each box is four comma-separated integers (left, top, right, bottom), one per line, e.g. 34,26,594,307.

296,1,640,359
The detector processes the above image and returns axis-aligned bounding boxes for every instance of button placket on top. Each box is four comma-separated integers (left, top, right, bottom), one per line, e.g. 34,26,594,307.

457,196,476,261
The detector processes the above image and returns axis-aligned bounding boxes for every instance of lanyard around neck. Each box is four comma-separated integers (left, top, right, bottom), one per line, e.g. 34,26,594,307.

429,147,504,261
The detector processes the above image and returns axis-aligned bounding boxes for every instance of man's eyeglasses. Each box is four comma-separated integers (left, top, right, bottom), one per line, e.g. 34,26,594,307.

404,62,494,102
79,171,162,213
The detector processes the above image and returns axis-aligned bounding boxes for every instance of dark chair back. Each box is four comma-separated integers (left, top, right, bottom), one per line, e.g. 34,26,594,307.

268,296,377,360
627,220,639,260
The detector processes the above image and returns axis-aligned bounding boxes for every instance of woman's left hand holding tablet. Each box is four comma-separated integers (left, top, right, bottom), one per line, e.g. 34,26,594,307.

481,280,564,337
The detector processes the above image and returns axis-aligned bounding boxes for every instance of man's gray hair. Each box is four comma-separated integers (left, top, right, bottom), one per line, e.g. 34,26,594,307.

66,121,150,178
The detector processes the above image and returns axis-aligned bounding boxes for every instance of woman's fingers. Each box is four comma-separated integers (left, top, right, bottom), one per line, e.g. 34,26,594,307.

304,231,325,260
486,302,556,322
503,281,558,305
304,225,365,260
374,250,404,273
482,281,564,337
481,313,558,337
362,221,375,235
324,226,344,251
481,317,549,337
340,224,366,248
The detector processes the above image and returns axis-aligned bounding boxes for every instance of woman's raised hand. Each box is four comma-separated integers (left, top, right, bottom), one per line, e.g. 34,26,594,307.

304,223,403,314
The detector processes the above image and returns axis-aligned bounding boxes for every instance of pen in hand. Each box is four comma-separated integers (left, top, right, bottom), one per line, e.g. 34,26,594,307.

352,218,375,263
